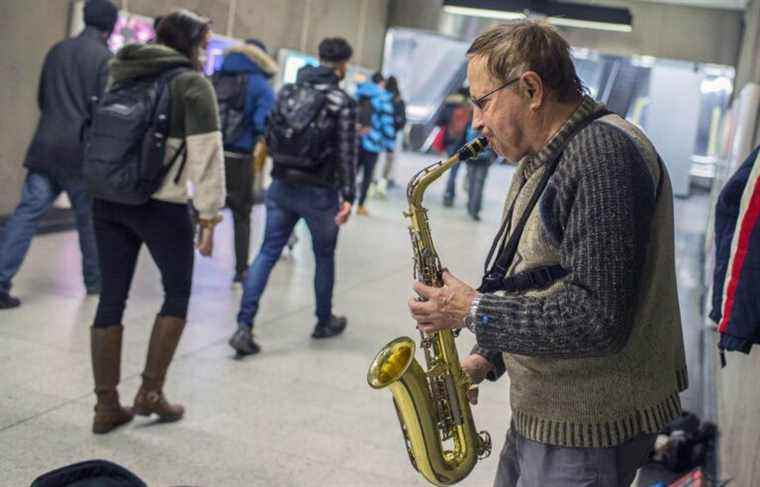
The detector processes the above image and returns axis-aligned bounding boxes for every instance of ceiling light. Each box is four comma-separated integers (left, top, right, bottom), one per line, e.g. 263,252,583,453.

547,16,632,32
443,5,527,21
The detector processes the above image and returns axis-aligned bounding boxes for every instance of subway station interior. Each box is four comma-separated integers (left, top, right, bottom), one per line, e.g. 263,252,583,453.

2,0,760,486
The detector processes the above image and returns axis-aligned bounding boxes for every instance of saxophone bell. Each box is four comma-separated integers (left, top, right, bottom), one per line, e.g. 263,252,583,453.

368,336,416,390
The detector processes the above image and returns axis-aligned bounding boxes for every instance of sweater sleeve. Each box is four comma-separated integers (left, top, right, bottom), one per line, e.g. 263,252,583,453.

470,344,507,381
247,76,276,137
335,93,357,204
183,74,226,220
474,124,657,359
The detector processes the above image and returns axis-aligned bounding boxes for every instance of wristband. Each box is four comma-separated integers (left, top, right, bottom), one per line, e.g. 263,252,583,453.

463,293,482,334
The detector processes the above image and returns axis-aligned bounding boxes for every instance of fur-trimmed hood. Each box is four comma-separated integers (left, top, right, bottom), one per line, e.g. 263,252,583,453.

220,43,278,78
109,44,192,84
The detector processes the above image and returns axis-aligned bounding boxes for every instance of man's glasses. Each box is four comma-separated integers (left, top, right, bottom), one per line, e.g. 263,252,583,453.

469,76,520,111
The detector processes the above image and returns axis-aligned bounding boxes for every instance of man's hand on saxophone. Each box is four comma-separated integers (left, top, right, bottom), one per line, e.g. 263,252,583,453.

408,270,495,405
408,270,478,333
461,354,494,405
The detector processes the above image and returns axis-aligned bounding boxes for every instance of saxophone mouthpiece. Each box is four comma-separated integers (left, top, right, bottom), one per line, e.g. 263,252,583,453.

456,136,489,161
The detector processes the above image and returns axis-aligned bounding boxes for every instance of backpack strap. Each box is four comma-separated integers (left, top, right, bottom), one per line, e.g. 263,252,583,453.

479,108,612,293
172,141,188,184
152,67,190,185
498,265,568,292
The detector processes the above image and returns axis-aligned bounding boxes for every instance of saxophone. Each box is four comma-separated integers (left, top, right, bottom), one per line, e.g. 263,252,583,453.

367,136,492,486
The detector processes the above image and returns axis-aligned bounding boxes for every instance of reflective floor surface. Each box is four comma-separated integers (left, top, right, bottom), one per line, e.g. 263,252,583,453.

0,152,708,486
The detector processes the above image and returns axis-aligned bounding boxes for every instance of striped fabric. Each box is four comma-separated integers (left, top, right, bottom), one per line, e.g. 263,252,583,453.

719,151,760,333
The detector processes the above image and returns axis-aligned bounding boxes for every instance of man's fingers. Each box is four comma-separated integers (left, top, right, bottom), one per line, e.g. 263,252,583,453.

413,281,436,299
408,298,436,315
416,322,438,333
411,310,439,323
466,386,479,405
442,270,464,287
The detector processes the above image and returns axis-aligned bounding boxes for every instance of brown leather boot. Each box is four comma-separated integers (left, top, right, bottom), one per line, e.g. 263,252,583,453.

133,315,186,421
91,325,134,434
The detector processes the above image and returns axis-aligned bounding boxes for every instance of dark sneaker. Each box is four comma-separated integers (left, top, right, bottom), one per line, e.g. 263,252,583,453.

0,291,21,309
229,326,260,356
311,315,347,339
233,270,247,284
442,196,454,207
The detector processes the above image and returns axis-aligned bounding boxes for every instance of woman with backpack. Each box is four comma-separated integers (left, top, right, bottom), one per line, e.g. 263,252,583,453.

88,10,225,434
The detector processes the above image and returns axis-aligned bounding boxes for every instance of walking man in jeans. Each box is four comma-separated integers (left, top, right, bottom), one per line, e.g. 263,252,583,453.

0,0,117,309
229,37,357,355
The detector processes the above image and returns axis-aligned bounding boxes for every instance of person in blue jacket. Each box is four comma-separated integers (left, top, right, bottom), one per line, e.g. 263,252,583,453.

355,72,395,216
215,38,277,283
711,146,760,358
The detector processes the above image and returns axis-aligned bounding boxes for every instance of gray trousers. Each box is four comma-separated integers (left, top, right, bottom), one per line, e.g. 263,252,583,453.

494,424,656,487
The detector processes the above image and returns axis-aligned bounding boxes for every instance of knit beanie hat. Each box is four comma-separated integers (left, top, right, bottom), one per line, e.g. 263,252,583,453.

84,0,119,33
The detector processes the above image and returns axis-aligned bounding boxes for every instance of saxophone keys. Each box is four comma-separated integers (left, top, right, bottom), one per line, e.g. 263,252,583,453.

478,430,493,459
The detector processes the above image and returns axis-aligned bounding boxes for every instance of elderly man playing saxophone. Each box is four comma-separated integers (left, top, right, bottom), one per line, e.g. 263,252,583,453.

408,21,688,487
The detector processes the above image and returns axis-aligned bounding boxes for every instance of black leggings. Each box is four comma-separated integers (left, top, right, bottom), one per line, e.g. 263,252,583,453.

92,199,194,327
357,147,380,207
225,152,255,274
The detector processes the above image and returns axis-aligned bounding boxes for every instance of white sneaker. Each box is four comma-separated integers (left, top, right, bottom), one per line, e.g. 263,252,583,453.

375,178,388,199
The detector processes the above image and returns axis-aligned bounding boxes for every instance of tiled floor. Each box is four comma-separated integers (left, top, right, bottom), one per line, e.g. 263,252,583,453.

0,152,708,486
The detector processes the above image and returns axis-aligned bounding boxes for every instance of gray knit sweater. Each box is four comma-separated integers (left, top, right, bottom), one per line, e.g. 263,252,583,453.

472,97,688,448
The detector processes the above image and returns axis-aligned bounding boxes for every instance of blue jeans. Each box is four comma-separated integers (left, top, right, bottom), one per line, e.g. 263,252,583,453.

357,147,380,207
0,171,100,293
444,144,462,202
237,179,340,327
466,162,490,217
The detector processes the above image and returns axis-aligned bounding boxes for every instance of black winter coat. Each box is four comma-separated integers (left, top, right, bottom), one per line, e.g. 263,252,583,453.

270,65,357,204
24,28,112,179
711,145,760,354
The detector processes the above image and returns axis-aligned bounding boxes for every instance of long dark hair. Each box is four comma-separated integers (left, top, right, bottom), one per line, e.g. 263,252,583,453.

385,75,401,99
155,10,211,71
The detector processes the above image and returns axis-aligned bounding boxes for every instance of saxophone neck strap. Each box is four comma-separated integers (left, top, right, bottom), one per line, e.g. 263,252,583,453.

479,108,611,293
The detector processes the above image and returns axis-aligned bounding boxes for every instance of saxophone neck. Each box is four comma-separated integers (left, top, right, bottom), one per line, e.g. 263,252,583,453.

406,137,489,208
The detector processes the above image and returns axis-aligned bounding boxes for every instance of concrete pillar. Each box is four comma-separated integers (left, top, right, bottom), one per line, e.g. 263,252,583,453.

735,0,760,95
0,0,69,215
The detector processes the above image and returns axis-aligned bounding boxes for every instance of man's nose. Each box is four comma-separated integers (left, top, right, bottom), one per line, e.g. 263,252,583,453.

471,108,485,132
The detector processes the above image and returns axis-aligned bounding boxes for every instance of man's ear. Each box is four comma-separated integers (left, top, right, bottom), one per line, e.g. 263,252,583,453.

521,71,544,110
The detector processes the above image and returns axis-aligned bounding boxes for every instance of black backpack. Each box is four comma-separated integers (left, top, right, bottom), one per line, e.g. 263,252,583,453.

266,82,328,169
393,98,407,132
84,67,189,205
211,72,249,144
31,459,147,487
357,96,373,128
